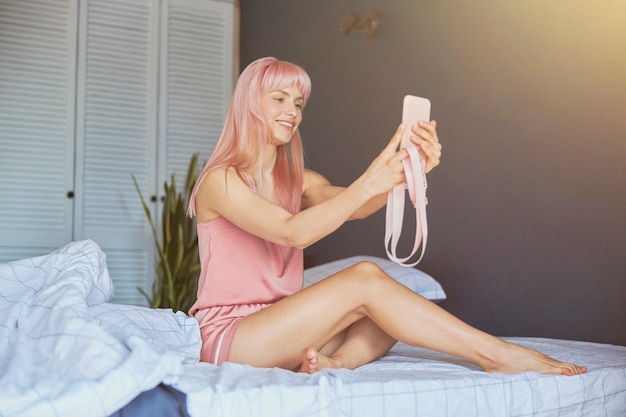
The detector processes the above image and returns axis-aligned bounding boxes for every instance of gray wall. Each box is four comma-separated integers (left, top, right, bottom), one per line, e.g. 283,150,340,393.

239,0,626,346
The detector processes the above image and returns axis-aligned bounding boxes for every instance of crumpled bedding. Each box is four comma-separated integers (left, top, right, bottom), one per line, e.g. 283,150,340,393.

0,240,201,417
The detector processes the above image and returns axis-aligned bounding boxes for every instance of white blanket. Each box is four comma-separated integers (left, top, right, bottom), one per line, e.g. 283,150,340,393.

0,240,200,417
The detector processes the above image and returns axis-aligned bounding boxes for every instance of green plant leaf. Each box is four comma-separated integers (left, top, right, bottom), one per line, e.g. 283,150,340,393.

131,153,201,311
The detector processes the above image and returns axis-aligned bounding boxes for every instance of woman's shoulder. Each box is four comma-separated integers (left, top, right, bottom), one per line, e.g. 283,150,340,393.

196,167,253,222
202,166,249,188
303,169,331,191
199,167,262,205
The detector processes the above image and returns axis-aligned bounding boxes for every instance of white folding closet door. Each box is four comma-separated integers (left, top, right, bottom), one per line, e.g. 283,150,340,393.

0,0,78,261
76,0,235,304
158,0,234,191
0,0,235,305
74,0,159,304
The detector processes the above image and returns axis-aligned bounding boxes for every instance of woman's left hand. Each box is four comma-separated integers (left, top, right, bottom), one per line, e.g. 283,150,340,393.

410,120,442,174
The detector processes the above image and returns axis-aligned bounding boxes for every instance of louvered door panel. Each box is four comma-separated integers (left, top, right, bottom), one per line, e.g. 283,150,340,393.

74,0,159,305
0,0,77,260
158,0,234,189
1,0,236,305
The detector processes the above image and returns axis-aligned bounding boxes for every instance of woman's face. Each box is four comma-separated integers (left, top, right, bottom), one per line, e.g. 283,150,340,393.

261,85,303,145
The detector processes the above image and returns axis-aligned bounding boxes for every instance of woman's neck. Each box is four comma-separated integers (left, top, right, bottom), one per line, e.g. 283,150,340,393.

256,142,277,177
249,143,278,198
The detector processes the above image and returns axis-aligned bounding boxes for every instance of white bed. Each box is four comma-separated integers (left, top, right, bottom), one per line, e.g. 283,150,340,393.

1,240,625,417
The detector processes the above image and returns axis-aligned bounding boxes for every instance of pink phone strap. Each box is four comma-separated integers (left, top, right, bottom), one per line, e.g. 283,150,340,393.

385,143,428,267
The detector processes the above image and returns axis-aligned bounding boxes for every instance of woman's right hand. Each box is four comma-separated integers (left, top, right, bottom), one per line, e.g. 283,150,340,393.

356,124,410,198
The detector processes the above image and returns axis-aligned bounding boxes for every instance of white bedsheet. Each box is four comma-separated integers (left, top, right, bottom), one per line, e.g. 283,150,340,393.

176,338,626,417
2,240,625,417
0,240,200,417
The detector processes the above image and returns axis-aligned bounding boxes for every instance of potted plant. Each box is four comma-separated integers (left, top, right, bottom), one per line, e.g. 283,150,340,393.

132,153,201,312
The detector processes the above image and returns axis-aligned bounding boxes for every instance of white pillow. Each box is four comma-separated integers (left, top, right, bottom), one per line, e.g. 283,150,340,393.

304,255,446,302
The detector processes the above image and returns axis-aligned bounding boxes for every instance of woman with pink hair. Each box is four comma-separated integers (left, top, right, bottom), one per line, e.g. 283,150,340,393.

188,57,585,375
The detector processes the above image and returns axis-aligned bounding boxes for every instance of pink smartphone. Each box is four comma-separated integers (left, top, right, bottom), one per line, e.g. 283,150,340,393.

402,95,431,149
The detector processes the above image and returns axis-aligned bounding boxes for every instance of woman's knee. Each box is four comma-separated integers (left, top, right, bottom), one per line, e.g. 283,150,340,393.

324,261,393,317
343,261,388,286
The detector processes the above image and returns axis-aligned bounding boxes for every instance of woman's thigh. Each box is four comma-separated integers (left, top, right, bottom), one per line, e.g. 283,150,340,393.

228,261,383,369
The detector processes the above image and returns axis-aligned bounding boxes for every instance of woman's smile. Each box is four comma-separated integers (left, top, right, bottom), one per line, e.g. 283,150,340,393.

262,85,303,143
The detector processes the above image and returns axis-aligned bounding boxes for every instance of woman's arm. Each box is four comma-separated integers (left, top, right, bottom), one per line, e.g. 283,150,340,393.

196,125,408,249
301,172,387,220
302,120,442,220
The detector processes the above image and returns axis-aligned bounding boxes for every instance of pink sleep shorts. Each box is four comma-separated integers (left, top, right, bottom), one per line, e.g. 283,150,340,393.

194,303,270,365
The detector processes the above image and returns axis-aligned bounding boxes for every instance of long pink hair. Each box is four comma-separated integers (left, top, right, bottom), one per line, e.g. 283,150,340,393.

188,57,312,217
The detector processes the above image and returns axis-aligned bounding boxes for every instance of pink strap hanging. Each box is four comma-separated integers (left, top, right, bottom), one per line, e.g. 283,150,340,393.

385,96,430,267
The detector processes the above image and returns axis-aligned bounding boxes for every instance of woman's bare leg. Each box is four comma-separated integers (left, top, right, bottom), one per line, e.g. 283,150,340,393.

300,317,396,373
229,261,586,375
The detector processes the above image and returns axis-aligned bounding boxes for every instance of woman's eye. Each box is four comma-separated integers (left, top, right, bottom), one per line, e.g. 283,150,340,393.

274,97,284,103
295,103,303,110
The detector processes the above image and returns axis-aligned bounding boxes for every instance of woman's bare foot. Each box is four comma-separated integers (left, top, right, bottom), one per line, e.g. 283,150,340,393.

299,347,344,374
299,342,586,376
482,341,587,376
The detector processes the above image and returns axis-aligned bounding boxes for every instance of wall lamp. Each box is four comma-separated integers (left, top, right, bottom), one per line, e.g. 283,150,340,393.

337,10,381,39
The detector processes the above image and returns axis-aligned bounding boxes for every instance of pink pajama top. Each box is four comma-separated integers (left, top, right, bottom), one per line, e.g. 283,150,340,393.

189,216,303,365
